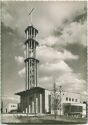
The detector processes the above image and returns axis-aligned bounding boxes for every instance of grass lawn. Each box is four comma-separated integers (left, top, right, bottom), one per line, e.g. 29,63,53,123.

1,114,87,124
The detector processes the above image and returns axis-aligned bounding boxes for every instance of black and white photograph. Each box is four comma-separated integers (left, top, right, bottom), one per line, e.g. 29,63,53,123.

1,1,87,124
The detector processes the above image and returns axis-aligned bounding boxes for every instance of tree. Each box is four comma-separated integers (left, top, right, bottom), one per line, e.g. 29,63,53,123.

51,81,63,118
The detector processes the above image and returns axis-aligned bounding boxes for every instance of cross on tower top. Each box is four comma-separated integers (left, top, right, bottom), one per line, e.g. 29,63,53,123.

29,8,35,25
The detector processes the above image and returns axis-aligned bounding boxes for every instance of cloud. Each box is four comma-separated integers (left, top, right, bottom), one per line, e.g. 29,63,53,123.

41,20,87,48
39,60,72,78
2,2,14,27
1,96,19,102
62,50,79,60
37,45,78,64
39,76,53,89
39,36,58,46
61,21,87,46
15,56,24,64
18,60,72,79
18,67,25,77
2,1,86,38
37,43,86,93
2,1,87,97
56,72,86,92
39,72,86,93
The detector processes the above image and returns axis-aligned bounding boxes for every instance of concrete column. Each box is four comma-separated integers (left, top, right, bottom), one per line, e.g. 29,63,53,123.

26,107,27,113
29,105,30,113
36,62,37,87
40,94,42,114
23,96,25,113
26,63,27,89
26,62,28,89
29,42,30,57
34,28,35,38
33,41,35,58
38,94,40,113
36,98,38,113
30,39,32,49
32,101,34,113
26,43,29,58
35,31,36,37
22,97,24,112
30,40,32,57
20,98,22,112
27,95,29,113
29,28,31,37
35,43,36,58
25,63,27,90
22,96,24,112
30,102,32,113
26,30,28,39
34,61,36,87
31,27,32,38
30,60,32,88
25,45,27,59
28,61,30,89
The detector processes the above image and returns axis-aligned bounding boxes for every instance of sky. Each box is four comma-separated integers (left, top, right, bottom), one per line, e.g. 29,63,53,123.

1,1,87,101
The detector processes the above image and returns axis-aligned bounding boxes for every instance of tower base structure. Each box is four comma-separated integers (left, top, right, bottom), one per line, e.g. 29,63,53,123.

16,87,46,114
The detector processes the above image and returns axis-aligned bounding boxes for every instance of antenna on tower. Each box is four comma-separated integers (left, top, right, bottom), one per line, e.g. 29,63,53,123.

29,8,35,25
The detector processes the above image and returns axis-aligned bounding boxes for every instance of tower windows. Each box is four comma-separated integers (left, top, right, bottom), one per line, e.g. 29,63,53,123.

66,97,68,101
65,97,78,102
25,26,39,89
69,98,71,101
72,98,74,101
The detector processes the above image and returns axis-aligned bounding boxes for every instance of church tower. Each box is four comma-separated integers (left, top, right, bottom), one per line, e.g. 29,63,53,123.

16,10,46,114
25,25,39,90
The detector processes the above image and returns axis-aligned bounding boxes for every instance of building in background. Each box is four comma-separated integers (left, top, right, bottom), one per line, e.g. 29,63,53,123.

1,99,18,113
7,103,18,113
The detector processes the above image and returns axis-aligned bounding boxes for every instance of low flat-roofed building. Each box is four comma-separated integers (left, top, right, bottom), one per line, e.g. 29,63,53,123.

63,103,86,117
1,102,18,113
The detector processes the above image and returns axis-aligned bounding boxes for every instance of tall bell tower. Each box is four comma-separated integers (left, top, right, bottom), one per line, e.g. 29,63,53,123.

24,25,39,90
16,9,47,115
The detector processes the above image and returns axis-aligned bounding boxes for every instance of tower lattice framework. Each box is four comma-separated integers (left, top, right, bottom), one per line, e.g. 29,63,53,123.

25,25,39,90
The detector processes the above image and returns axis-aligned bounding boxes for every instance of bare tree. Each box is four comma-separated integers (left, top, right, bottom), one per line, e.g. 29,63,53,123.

51,81,63,119
58,85,63,116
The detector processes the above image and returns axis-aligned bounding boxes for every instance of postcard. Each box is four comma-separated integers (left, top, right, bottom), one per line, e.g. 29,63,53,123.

1,1,87,124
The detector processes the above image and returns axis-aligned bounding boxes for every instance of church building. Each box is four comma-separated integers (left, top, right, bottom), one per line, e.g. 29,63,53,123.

16,24,52,114
15,19,86,117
